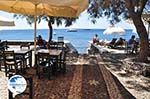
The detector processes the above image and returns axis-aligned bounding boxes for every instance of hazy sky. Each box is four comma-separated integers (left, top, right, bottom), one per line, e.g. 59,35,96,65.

0,11,135,30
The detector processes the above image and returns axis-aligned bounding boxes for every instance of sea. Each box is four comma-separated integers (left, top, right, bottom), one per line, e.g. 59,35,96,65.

0,29,137,53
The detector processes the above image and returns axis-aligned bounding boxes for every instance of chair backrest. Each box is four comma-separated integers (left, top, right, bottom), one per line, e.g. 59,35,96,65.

47,41,58,49
110,38,117,45
58,36,64,42
3,51,16,64
57,42,64,50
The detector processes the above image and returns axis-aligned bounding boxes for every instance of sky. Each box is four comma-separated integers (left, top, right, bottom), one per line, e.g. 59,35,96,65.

0,10,136,30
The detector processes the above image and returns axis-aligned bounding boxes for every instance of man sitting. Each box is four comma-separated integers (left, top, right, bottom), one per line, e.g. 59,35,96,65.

36,35,47,49
128,35,138,54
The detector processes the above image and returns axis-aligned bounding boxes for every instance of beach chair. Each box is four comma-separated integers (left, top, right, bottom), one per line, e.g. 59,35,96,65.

107,38,117,48
114,38,125,48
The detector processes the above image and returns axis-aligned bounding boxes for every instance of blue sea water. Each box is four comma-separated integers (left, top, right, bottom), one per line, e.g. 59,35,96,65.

0,29,137,53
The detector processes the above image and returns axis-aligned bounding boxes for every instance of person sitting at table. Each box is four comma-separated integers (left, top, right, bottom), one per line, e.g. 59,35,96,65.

36,35,47,49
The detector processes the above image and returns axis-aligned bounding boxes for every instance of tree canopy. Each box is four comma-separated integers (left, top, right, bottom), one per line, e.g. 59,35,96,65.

88,0,150,24
88,0,150,62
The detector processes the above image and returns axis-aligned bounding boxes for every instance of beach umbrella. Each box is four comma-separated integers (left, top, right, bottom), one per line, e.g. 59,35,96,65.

0,15,15,26
0,0,88,59
103,26,125,35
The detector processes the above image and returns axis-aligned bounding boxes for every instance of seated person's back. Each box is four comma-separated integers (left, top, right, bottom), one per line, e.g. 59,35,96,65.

36,35,46,48
110,38,117,44
115,37,124,47
107,38,117,48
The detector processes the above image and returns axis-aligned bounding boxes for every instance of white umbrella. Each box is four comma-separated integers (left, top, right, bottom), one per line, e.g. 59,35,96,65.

103,26,125,35
0,15,15,26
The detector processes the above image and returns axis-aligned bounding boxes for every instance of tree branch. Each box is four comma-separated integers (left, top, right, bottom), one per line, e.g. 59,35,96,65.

138,0,148,15
124,0,135,15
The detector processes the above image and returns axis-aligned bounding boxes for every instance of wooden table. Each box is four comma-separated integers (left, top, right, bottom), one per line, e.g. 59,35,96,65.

36,49,62,76
6,48,33,68
37,49,62,56
14,49,33,68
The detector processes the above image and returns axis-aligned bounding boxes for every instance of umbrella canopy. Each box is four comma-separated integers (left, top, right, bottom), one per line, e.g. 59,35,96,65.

0,0,88,58
0,15,15,26
0,0,88,17
103,26,125,35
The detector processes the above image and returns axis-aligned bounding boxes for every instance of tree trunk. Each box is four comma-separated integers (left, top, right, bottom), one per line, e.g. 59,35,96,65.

132,15,149,62
125,0,149,62
48,20,53,42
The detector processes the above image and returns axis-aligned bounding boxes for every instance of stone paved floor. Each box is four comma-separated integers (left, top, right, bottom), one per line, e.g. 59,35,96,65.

1,54,135,99
0,72,8,99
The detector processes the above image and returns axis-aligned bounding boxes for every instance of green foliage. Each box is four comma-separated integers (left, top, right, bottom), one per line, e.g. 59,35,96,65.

88,0,150,24
13,14,77,27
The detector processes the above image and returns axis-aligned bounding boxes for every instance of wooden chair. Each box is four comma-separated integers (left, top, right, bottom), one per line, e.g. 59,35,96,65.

59,50,67,73
0,51,3,71
20,43,31,68
47,41,58,49
3,51,22,76
36,52,52,79
57,42,64,50
57,36,64,42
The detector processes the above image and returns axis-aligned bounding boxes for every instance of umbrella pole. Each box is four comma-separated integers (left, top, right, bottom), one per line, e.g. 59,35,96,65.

33,4,37,66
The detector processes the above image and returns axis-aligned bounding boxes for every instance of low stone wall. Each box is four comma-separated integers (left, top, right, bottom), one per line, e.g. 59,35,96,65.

88,43,108,54
6,40,34,45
